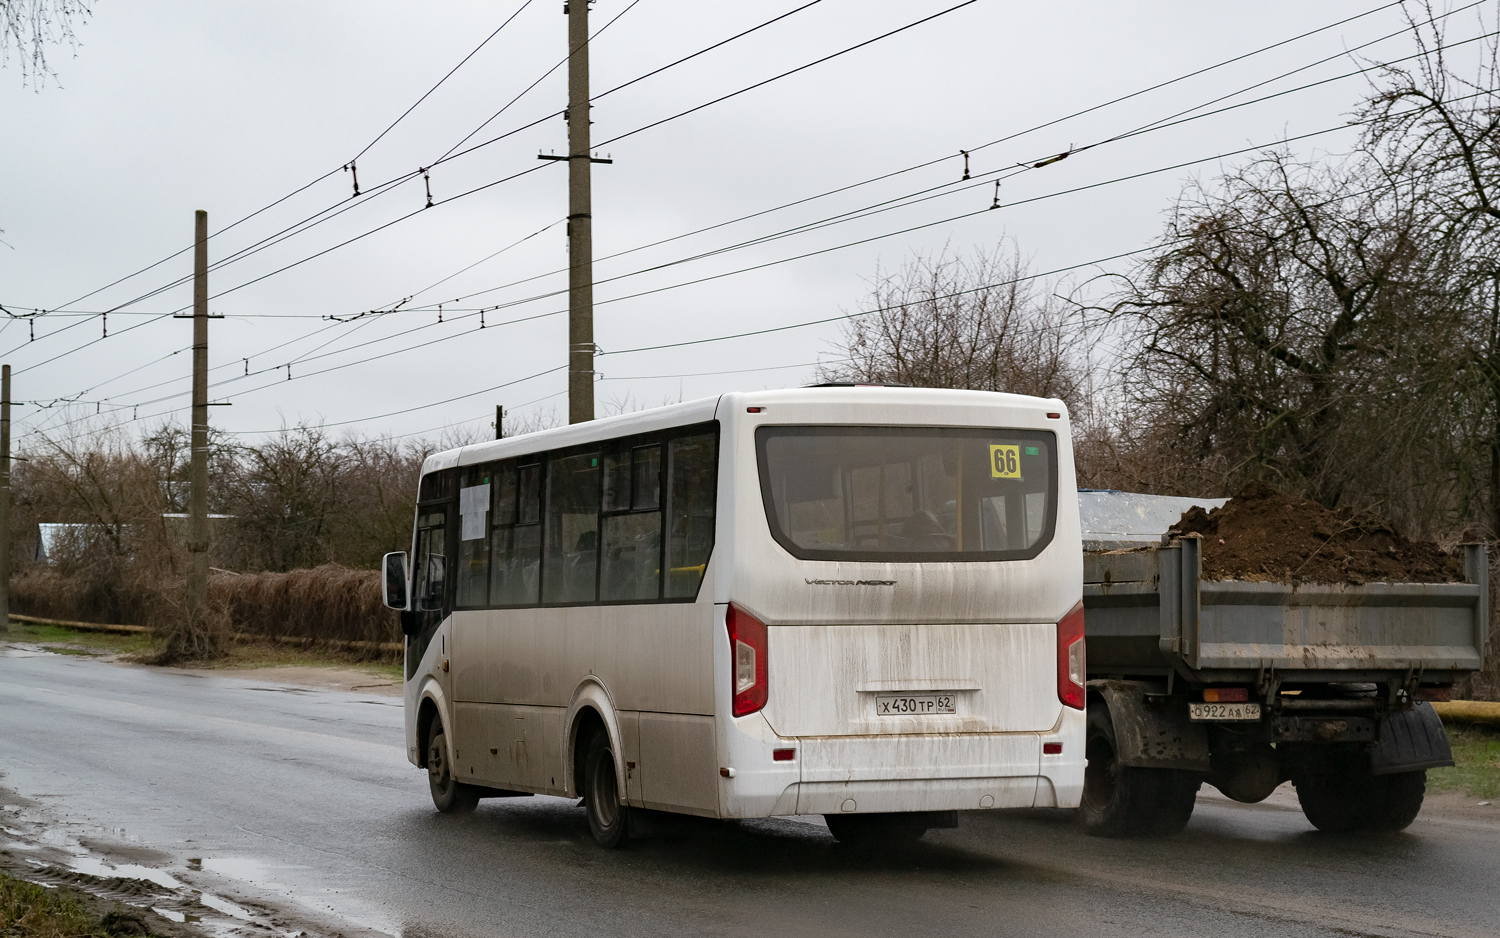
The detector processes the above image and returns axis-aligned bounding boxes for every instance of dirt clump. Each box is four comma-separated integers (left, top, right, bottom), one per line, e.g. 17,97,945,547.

1166,481,1464,585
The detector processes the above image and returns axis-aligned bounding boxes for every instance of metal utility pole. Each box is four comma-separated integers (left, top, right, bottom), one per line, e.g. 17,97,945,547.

542,1,611,424
495,404,505,440
187,209,210,620
0,364,10,637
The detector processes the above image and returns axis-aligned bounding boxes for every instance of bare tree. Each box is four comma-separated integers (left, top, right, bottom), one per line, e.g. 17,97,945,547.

1358,0,1500,534
820,246,1087,410
1097,146,1471,531
2,0,93,87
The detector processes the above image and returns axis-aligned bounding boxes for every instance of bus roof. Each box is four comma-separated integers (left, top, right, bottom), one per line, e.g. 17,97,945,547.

421,386,1068,475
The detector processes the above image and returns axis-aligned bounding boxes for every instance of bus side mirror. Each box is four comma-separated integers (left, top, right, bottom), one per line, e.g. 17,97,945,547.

382,551,409,610
417,554,447,612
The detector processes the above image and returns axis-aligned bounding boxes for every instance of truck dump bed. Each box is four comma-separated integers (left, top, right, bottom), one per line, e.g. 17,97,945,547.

1081,497,1487,685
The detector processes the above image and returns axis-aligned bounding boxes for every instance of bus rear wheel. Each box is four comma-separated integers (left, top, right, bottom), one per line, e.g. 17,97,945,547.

582,727,630,848
427,715,480,814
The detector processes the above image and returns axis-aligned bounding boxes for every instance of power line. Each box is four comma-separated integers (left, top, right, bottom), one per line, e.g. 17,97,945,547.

36,0,547,316
0,0,839,371
24,90,1479,433
352,0,539,164
383,1,1471,316
596,0,981,149
432,0,648,163
228,364,569,434
13,3,1465,423
50,140,1452,441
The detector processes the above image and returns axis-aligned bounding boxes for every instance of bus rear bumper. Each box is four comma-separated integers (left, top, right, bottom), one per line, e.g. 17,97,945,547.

787,775,1043,815
724,708,1085,817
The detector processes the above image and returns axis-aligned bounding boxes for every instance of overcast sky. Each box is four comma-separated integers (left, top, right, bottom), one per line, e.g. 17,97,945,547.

2,0,1490,448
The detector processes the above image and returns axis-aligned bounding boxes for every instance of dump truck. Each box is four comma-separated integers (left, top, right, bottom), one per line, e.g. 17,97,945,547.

1077,491,1487,836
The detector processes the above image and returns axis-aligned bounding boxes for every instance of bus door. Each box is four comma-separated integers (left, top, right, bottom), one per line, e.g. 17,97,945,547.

408,499,452,681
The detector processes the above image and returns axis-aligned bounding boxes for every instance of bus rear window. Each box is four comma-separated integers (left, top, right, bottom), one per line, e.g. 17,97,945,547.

756,426,1057,562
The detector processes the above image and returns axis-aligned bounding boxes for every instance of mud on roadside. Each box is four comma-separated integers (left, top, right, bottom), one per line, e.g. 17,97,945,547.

0,785,378,938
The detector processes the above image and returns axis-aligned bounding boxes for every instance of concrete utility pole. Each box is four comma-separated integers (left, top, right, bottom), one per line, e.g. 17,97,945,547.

540,1,611,424
187,210,210,620
0,364,10,636
565,0,595,424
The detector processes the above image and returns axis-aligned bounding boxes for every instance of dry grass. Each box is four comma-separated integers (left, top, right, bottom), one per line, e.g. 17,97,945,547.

10,563,398,662
209,564,398,652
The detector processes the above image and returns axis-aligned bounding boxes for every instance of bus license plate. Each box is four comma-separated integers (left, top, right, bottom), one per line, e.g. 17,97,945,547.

1189,702,1261,721
876,694,956,715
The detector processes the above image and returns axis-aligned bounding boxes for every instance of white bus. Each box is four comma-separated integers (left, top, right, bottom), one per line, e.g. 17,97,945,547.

383,386,1085,847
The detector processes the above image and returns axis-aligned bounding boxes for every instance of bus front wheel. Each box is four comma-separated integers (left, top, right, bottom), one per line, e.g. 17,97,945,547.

427,715,480,814
582,727,630,848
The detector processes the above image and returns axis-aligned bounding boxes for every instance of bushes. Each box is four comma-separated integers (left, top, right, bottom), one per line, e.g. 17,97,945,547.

10,563,398,655
209,564,398,647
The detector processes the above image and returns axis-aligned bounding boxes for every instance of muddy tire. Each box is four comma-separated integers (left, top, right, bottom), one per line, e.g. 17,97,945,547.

1367,771,1426,832
427,716,481,814
1295,769,1425,834
583,727,629,848
1080,703,1200,837
824,813,928,847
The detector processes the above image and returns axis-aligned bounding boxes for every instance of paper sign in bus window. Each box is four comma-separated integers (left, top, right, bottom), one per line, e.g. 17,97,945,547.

989,444,1022,479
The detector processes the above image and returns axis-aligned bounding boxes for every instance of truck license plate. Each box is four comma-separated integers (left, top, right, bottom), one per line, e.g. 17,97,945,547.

876,694,956,715
1189,702,1262,721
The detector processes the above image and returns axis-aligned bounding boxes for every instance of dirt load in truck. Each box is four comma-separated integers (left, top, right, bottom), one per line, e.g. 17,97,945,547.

1079,484,1485,838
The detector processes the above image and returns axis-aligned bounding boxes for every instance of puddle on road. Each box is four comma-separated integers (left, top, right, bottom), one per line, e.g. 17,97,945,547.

197,892,255,920
0,647,48,658
66,854,184,890
198,856,279,883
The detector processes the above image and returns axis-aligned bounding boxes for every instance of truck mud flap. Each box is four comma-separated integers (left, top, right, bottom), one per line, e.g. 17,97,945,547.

1089,679,1209,772
1370,701,1454,774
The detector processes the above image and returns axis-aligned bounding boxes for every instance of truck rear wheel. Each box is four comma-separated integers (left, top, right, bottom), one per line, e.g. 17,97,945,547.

1295,769,1426,833
1081,704,1200,837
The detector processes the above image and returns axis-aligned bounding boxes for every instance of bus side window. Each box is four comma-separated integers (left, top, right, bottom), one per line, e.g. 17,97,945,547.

456,464,493,607
600,444,663,602
543,452,600,604
665,432,717,599
491,462,541,605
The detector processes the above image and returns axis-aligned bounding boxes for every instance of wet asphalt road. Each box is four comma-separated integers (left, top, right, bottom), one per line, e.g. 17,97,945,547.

2,649,1497,938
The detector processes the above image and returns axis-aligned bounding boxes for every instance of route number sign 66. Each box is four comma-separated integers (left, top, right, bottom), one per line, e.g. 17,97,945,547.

989,444,1021,479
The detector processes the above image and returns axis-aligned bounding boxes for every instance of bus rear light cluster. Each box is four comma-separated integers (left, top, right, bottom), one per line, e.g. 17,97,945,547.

1057,601,1086,710
727,604,769,717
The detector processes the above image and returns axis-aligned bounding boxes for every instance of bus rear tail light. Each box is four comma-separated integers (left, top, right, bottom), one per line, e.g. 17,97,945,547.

1057,601,1086,710
726,604,768,717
